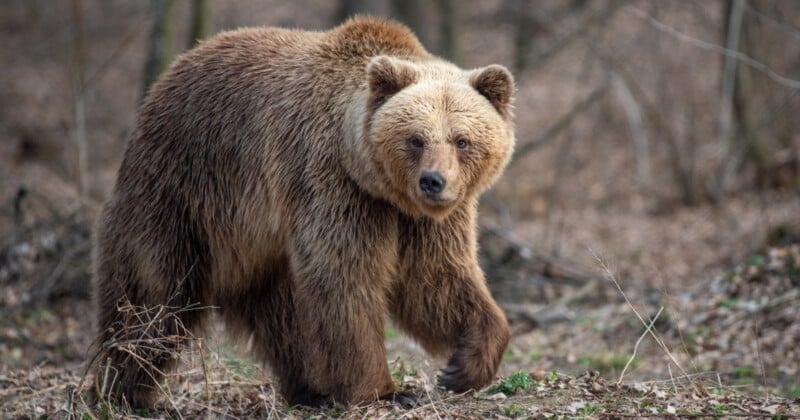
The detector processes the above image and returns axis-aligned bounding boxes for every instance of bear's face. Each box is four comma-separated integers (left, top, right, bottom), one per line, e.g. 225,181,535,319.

365,56,515,220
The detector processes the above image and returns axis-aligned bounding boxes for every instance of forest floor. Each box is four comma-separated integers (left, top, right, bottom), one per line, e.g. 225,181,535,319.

1,188,799,418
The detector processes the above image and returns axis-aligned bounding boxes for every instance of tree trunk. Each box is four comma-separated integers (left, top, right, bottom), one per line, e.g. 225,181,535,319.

188,0,210,48
142,0,174,100
732,4,771,179
715,0,745,193
71,0,89,201
507,0,541,75
390,0,429,48
435,0,458,62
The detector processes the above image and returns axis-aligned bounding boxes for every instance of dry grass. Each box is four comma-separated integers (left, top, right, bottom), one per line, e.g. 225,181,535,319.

3,357,798,418
85,297,213,416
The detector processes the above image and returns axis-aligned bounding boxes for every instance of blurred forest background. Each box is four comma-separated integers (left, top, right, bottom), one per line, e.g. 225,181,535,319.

1,0,799,414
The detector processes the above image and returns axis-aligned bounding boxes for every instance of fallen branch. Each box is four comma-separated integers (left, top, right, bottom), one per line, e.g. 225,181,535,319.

627,7,800,90
481,222,599,286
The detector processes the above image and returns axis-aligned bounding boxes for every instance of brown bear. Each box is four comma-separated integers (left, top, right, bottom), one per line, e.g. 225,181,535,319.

92,16,515,408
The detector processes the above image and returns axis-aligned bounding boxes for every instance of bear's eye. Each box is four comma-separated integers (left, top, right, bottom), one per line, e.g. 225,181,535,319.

409,136,425,149
455,137,470,150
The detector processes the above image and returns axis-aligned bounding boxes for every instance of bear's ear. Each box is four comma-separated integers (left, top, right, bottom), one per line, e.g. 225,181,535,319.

470,65,514,115
367,56,418,99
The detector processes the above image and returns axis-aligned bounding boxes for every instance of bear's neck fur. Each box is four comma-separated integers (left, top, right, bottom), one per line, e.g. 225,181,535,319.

341,90,417,215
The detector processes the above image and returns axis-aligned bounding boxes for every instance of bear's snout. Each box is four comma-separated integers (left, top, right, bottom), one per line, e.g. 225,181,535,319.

419,171,446,196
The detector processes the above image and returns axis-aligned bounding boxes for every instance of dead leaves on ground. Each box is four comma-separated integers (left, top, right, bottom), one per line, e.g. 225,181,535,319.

3,365,799,418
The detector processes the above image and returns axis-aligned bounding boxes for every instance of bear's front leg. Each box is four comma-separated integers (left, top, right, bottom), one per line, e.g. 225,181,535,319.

390,202,510,393
288,192,399,405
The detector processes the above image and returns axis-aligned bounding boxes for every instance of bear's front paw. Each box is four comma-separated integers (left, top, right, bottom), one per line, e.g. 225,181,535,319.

437,353,494,393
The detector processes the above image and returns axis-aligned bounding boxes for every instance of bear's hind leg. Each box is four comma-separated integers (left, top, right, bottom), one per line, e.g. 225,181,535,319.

93,216,211,408
216,261,323,405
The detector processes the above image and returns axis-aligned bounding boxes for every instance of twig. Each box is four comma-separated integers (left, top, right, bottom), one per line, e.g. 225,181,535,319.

64,384,75,417
118,342,184,419
744,3,800,41
753,318,769,403
399,391,466,420
265,384,280,420
618,306,664,385
591,250,706,395
197,338,210,403
667,364,677,394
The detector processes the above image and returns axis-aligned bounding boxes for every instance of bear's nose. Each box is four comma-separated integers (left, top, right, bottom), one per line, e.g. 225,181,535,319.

419,171,446,195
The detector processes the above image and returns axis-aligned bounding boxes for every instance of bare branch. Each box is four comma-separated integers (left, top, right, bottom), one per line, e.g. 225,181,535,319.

510,83,609,167
527,0,637,73
744,2,800,41
626,7,800,90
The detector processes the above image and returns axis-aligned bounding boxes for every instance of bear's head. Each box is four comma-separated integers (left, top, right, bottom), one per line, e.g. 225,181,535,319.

360,55,515,220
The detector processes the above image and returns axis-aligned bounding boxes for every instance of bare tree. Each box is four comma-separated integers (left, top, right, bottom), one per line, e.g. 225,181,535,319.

435,0,458,61
71,0,89,201
507,0,544,75
188,0,210,48
142,0,174,100
390,0,429,47
715,0,745,194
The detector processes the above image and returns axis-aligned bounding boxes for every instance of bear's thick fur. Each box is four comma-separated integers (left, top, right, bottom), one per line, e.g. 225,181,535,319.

92,16,515,407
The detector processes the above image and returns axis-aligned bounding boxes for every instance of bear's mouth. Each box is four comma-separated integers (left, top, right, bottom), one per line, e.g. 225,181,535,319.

423,195,454,205
416,189,459,208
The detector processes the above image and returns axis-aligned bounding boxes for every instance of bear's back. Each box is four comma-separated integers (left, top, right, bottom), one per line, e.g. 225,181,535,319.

129,16,428,168
320,16,428,62
175,16,427,86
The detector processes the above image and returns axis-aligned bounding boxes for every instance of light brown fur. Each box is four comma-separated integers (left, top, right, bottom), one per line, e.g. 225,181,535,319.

92,16,514,408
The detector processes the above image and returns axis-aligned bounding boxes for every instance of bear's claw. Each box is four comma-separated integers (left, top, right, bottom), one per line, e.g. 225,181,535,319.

382,391,420,409
438,364,470,393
